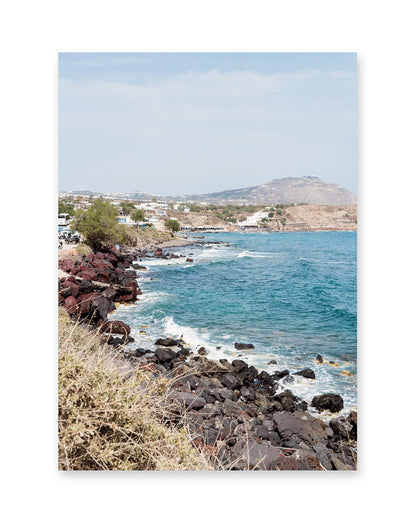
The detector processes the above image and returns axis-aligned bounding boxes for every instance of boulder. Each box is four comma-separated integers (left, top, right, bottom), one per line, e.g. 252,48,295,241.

170,391,206,410
77,293,93,315
155,347,177,363
78,280,93,293
64,295,77,314
294,368,316,379
273,369,290,380
312,393,344,413
60,287,72,298
221,373,240,390
348,410,358,439
329,416,353,439
240,385,256,401
91,295,114,321
155,338,180,347
272,411,328,447
230,438,285,470
125,280,138,301
231,359,249,373
59,258,75,273
100,320,131,336
101,286,118,301
234,342,255,350
62,280,79,298
273,390,307,412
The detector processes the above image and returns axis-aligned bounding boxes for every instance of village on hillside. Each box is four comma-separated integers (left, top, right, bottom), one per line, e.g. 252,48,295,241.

58,193,357,245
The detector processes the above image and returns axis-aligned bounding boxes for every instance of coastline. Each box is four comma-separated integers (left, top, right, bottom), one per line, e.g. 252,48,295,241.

58,236,357,470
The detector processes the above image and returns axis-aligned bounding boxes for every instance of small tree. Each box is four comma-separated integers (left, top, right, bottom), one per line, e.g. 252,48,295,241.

119,201,136,215
268,211,274,218
164,219,180,232
71,199,127,250
131,209,145,223
58,201,75,216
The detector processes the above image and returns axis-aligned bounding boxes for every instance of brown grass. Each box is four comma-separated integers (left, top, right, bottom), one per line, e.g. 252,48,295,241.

58,309,214,471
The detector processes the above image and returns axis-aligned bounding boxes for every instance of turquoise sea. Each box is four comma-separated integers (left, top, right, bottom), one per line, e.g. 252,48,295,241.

113,231,357,415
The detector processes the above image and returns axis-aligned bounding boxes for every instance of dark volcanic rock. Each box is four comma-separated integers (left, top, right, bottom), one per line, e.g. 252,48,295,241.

348,411,358,440
221,373,240,390
272,411,328,447
312,393,344,413
155,347,177,363
234,342,255,350
91,295,113,321
273,390,307,412
128,348,150,357
329,416,353,439
79,269,98,282
77,293,93,315
64,295,77,313
170,391,206,410
294,368,316,379
231,360,248,373
273,369,290,380
155,338,181,347
78,280,93,293
230,438,284,470
101,286,118,301
100,320,131,336
62,280,79,298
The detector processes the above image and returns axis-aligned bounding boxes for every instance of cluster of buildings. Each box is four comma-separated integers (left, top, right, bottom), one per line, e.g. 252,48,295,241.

236,210,270,230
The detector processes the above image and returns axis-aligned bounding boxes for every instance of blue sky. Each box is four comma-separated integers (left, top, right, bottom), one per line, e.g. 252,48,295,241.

59,53,356,195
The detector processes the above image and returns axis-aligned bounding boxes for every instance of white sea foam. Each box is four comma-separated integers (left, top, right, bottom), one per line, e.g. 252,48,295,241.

139,257,187,267
237,250,272,258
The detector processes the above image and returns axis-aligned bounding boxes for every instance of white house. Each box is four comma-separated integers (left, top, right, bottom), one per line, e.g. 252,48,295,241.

117,215,135,226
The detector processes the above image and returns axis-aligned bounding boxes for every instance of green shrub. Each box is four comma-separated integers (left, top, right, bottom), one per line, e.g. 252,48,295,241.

59,201,75,216
131,209,145,222
164,219,180,232
71,199,127,250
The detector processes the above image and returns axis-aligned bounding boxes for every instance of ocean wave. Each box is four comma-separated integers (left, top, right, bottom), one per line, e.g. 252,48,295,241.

162,317,226,357
237,250,274,258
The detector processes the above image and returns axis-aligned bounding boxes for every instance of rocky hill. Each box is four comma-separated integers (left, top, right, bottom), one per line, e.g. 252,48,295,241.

185,176,356,206
61,176,356,206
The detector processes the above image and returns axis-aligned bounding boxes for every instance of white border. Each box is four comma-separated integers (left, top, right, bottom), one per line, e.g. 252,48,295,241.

2,0,415,518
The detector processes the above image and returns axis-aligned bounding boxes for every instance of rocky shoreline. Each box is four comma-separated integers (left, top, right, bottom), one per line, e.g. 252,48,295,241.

58,241,357,471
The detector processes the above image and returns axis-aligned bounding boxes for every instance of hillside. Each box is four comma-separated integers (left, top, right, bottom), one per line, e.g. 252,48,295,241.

60,176,356,206
186,176,356,206
169,204,357,232
272,204,357,231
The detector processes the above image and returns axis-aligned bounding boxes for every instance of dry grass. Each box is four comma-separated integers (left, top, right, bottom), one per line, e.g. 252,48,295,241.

75,243,93,256
58,309,214,471
119,225,172,248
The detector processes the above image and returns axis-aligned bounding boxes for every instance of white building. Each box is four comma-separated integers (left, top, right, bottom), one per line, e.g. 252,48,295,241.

117,215,135,226
237,210,269,228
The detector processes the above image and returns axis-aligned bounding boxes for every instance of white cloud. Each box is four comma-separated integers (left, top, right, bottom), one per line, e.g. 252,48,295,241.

59,67,356,193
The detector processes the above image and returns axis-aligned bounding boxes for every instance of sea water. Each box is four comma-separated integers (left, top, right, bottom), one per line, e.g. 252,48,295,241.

113,231,357,415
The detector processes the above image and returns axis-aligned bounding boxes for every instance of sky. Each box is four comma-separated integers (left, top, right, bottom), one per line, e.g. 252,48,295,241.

59,53,357,195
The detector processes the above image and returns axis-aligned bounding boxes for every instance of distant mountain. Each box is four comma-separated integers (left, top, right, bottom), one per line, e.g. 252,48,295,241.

60,176,356,206
182,176,356,205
